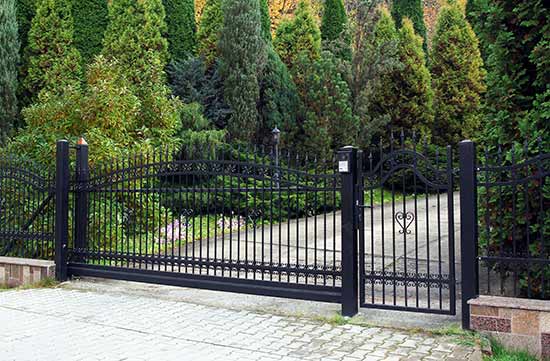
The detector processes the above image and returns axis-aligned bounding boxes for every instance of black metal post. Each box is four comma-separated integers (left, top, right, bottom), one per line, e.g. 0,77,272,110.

459,140,479,329
74,139,89,255
339,146,359,317
55,140,70,282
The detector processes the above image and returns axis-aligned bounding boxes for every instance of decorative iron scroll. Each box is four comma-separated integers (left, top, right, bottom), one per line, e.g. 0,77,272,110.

395,211,414,234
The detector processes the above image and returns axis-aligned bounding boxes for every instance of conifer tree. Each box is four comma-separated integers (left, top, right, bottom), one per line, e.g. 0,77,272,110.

72,0,108,65
375,17,433,136
273,0,321,71
391,0,427,53
196,0,222,66
219,0,267,142
16,0,35,58
23,0,82,100
1,0,20,136
256,0,299,146
430,3,485,145
354,7,402,147
102,0,169,90
102,0,179,133
259,0,271,42
320,0,350,60
258,47,300,146
320,0,346,42
295,50,357,158
479,0,549,149
163,0,196,60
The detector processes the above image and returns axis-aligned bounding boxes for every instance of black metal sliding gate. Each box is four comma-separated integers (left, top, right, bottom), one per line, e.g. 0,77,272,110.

356,139,457,315
59,141,344,303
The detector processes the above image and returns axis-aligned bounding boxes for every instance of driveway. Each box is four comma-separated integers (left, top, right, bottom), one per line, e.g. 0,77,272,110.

0,284,478,361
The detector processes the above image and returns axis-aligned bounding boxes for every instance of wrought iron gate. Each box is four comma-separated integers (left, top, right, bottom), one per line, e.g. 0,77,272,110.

356,139,457,315
0,155,55,259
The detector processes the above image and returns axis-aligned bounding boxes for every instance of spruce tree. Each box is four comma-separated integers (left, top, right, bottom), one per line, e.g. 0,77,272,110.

375,17,433,136
391,0,427,53
72,0,108,65
23,0,82,100
219,0,267,142
196,0,222,66
430,3,485,146
163,0,196,60
1,0,20,136
273,0,321,71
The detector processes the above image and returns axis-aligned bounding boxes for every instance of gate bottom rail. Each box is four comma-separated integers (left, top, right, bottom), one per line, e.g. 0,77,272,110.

68,263,342,303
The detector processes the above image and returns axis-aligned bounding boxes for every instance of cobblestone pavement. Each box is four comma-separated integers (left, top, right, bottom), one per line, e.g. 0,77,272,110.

0,288,476,361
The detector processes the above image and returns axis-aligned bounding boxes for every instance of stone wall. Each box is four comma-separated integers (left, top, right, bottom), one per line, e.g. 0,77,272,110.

0,257,55,288
469,296,550,359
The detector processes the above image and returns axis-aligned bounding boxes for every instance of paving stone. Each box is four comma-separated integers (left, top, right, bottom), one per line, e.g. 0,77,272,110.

0,288,476,361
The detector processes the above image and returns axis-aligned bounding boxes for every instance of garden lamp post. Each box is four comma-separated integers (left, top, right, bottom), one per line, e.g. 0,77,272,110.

272,127,281,188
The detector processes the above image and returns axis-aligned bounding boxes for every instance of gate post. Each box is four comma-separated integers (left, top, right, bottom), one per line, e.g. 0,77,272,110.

55,140,70,282
338,146,359,317
459,140,479,330
74,138,89,256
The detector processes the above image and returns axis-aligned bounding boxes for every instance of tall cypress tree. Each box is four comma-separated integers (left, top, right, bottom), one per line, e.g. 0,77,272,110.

219,0,267,142
72,0,108,65
23,0,82,100
1,0,20,136
391,0,427,53
163,0,196,60
196,0,222,66
430,3,485,146
273,0,321,71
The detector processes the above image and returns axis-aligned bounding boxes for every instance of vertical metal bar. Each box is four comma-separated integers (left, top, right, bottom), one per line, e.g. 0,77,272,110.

55,140,70,282
74,140,89,260
339,146,358,317
447,146,456,315
459,140,478,330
